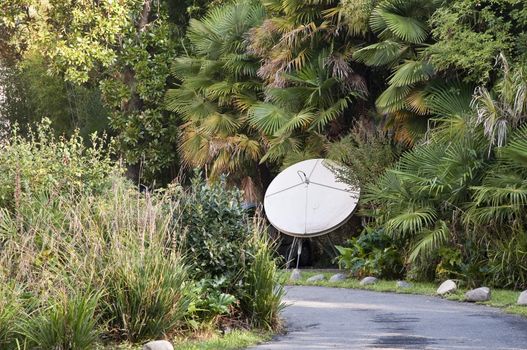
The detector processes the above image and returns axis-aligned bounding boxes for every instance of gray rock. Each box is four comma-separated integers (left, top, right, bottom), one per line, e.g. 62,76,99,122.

360,276,377,286
221,326,232,335
465,287,491,302
143,340,174,350
517,290,527,305
329,273,347,282
396,281,412,288
307,274,326,282
437,279,457,295
290,268,302,281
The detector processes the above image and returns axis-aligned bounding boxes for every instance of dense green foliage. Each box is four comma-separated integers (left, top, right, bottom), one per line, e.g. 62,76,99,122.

0,119,117,209
0,125,284,348
179,176,253,281
336,227,403,279
427,0,527,83
165,1,266,178
360,63,527,287
2,0,526,183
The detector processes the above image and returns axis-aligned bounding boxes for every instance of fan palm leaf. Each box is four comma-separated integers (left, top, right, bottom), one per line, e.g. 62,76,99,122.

409,220,450,262
385,207,437,236
353,41,407,67
388,60,434,87
248,103,291,135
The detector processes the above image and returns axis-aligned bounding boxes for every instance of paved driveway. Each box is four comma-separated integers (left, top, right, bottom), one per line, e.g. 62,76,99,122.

249,286,527,349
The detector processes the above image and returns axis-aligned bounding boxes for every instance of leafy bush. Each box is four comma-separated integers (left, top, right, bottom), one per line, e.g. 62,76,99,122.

178,176,253,283
336,227,403,279
0,119,118,210
328,120,402,189
176,177,287,329
0,176,192,343
187,277,237,328
0,125,285,348
366,65,527,287
488,231,527,290
0,146,192,346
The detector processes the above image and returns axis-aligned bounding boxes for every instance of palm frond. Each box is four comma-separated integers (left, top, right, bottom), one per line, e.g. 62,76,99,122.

500,124,527,168
425,81,473,117
405,89,430,115
376,85,412,112
353,41,407,67
276,109,315,134
385,207,436,236
376,11,428,43
248,103,291,135
260,133,302,163
201,113,241,135
388,60,434,87
409,220,450,262
310,98,349,131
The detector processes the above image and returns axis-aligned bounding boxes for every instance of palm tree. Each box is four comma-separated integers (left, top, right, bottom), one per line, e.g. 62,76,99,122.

471,55,527,149
165,0,265,179
245,0,371,166
353,0,443,144
248,49,364,167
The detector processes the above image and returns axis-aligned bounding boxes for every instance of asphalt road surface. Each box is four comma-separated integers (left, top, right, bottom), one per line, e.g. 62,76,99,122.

249,286,527,350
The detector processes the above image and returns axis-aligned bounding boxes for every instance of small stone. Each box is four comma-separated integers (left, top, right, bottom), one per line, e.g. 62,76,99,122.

329,273,347,282
360,276,377,286
517,290,527,305
465,287,491,302
221,326,232,335
437,279,457,295
143,340,174,350
396,281,412,288
290,269,302,281
307,274,326,282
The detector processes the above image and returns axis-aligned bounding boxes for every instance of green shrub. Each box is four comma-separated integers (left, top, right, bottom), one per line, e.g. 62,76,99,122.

328,120,402,189
187,277,237,328
0,173,193,345
178,176,252,283
0,126,285,347
20,290,101,350
488,231,527,289
0,120,119,210
335,227,404,279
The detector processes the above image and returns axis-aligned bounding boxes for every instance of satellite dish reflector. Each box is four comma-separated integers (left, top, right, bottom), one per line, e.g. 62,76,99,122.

264,159,360,238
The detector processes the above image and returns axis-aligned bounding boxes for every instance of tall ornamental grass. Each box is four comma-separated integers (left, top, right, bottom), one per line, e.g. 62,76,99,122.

240,221,286,331
0,177,191,348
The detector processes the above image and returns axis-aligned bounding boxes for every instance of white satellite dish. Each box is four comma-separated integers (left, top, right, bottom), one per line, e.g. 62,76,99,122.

264,159,360,238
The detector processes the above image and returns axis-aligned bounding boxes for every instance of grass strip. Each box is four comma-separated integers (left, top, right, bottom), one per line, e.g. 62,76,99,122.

105,329,270,350
284,270,527,318
173,329,271,350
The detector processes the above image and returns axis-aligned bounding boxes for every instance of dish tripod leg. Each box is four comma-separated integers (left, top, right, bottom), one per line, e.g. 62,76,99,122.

285,237,303,270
